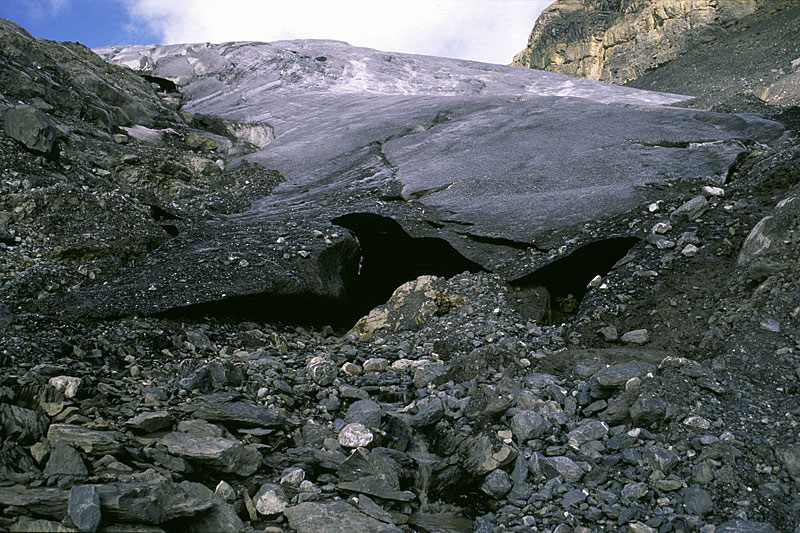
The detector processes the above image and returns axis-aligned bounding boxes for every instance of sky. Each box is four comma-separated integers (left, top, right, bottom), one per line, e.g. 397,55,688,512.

1,0,551,65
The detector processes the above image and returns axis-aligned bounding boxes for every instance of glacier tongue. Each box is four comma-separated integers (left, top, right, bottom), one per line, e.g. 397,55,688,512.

82,38,788,318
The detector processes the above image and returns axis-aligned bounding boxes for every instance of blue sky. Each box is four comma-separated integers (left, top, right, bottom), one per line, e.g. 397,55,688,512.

1,1,159,48
1,0,550,64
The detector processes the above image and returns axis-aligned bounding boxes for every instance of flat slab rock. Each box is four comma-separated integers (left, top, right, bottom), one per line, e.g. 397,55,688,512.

283,501,401,533
74,40,789,318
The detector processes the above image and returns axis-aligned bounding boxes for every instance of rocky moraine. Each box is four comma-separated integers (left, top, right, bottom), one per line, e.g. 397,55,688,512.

1,1,800,531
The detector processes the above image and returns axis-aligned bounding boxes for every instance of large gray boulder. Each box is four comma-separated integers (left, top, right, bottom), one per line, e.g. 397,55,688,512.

3,104,58,157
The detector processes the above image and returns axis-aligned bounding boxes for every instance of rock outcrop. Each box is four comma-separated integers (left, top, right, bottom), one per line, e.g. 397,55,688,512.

512,0,777,84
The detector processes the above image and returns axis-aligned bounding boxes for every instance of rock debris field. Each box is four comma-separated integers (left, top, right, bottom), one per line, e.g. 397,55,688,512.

1,14,800,533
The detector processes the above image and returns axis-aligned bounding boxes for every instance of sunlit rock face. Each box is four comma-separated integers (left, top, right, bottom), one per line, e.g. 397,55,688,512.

511,0,759,84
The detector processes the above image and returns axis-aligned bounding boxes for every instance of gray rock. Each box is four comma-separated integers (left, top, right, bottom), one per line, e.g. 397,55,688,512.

3,104,58,157
644,445,680,473
337,476,416,501
778,444,800,486
598,325,619,342
464,383,512,420
1,404,49,444
715,521,778,533
738,196,800,279
355,494,394,524
345,399,383,428
44,441,87,477
47,424,127,456
682,485,714,516
481,469,512,499
562,488,588,507
190,401,283,428
10,518,77,532
0,486,68,519
338,447,402,488
143,446,193,474
460,433,516,476
411,397,444,428
629,397,667,427
507,455,530,502
68,485,101,533
158,432,262,476
177,419,225,438
48,376,82,399
254,483,288,516
671,195,709,221
284,501,401,533
178,481,244,533
621,482,648,501
567,420,609,448
125,411,175,434
511,410,548,442
542,456,584,483
591,362,654,397
307,356,338,386
214,481,236,503
338,423,374,448
185,329,214,350
620,329,650,345
95,480,214,524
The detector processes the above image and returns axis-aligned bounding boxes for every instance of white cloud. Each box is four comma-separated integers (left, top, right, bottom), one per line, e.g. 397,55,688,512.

120,0,549,64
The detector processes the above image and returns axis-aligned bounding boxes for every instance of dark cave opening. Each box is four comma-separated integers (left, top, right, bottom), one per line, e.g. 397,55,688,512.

511,236,639,322
157,213,485,329
332,213,485,319
141,74,178,93
154,292,363,329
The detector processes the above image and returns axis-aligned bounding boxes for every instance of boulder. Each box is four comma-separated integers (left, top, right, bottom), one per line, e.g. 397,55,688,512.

158,432,262,476
3,104,58,158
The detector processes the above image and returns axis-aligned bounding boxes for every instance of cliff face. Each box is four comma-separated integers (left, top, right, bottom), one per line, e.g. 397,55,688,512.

512,0,760,84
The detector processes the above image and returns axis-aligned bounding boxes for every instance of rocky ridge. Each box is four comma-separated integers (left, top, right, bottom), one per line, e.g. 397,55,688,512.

0,14,799,533
512,0,800,106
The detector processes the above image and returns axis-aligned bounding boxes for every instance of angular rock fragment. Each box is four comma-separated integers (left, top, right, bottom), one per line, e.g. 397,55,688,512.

158,432,261,476
125,411,175,434
44,441,88,476
47,425,127,456
345,399,383,428
629,396,667,427
337,476,415,501
480,469,512,499
670,196,709,221
177,481,244,533
49,376,82,399
3,104,58,158
411,397,444,428
96,480,214,525
511,410,548,442
350,276,465,341
68,485,101,533
190,401,283,429
338,423,374,449
253,483,288,516
284,501,402,533
306,356,338,386
541,456,584,483
567,420,609,448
